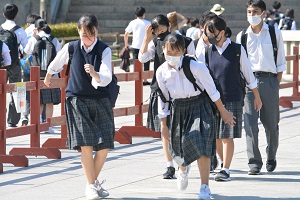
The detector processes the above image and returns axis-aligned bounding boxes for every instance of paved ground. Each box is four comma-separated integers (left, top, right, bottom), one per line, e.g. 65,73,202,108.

1,65,300,200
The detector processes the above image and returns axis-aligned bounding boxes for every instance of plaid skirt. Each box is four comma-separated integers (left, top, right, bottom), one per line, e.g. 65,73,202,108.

216,101,243,139
40,88,61,105
147,91,170,132
65,96,115,151
169,93,216,167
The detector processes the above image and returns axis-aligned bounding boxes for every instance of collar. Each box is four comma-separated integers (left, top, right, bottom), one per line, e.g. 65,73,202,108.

4,20,16,25
246,22,269,34
80,38,98,53
37,31,50,37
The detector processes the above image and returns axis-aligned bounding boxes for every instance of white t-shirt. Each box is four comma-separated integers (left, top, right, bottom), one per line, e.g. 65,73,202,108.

125,18,151,49
186,27,201,41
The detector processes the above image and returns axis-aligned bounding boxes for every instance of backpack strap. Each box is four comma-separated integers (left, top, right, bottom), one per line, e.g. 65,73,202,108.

0,41,3,63
240,29,248,56
268,25,278,66
65,41,75,76
182,56,202,92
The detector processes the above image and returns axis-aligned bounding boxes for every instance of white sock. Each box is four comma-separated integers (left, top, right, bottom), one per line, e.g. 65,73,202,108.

222,168,230,174
167,161,174,168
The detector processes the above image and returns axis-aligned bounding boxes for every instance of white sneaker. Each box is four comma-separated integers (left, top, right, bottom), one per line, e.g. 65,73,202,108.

46,127,55,134
95,180,109,198
177,165,191,191
85,183,99,200
198,184,211,200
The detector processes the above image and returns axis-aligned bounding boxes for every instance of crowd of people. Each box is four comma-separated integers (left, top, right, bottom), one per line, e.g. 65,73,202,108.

1,0,292,199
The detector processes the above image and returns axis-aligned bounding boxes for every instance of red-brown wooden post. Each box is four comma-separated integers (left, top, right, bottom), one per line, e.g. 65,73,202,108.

134,59,143,126
30,66,41,147
292,46,299,97
0,69,7,156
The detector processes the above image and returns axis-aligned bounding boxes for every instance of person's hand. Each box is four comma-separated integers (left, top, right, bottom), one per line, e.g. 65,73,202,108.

161,125,170,142
254,97,262,112
220,110,236,126
145,24,155,40
44,74,52,87
84,64,97,77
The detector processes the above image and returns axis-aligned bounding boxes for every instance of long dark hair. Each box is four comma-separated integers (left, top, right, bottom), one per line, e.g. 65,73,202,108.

205,16,232,38
78,14,98,36
35,18,51,34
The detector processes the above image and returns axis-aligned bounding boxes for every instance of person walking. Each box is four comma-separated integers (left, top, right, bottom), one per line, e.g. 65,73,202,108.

44,14,114,199
156,33,235,199
236,0,286,175
138,14,195,179
200,16,262,181
124,6,151,84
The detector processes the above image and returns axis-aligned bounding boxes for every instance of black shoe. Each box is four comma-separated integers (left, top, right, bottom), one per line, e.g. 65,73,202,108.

21,118,28,126
163,167,175,179
8,124,17,127
143,81,151,86
248,167,261,175
214,170,231,181
266,159,277,172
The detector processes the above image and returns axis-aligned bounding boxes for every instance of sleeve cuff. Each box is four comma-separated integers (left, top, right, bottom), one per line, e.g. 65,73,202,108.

158,111,170,119
209,91,221,102
247,79,258,90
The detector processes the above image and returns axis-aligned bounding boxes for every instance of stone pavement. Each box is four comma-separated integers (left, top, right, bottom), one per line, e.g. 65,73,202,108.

1,66,300,199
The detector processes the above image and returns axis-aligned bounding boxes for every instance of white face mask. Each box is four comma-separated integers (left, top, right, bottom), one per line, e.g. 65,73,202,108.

165,55,181,66
247,13,263,26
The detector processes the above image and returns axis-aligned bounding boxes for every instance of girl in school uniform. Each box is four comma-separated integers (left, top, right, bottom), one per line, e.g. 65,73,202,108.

23,18,61,133
200,16,262,181
139,14,195,180
156,33,235,200
44,15,114,200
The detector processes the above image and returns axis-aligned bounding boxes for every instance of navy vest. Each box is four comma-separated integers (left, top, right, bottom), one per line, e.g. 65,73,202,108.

66,40,110,99
208,43,243,102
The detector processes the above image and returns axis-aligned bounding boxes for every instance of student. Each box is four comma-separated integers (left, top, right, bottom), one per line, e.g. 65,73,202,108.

264,10,277,28
138,14,195,179
156,33,235,199
124,6,151,84
236,0,286,175
186,17,201,40
23,19,61,134
1,3,28,127
44,14,113,199
272,1,284,26
24,14,41,37
278,9,296,30
178,17,191,36
195,11,217,60
21,13,41,126
200,16,262,181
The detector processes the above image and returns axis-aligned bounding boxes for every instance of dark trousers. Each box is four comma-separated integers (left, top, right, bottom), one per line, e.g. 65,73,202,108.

244,76,279,169
132,48,150,71
7,64,21,125
22,73,31,118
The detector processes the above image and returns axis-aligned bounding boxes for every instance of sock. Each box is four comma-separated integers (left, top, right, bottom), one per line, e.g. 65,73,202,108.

167,161,174,168
222,168,230,174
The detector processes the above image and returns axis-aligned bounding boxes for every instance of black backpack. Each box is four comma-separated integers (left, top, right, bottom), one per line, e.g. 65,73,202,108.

280,18,293,30
182,56,224,115
32,35,57,79
66,41,120,108
241,25,278,66
0,25,21,68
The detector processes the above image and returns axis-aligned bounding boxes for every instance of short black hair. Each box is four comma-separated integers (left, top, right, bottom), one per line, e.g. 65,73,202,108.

246,0,266,11
3,3,18,20
135,6,145,17
26,14,41,24
273,1,281,10
190,17,199,27
78,14,98,36
151,14,169,30
164,33,185,52
199,11,217,27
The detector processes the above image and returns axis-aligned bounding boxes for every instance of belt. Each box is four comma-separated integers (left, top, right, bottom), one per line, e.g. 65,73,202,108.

253,71,277,77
